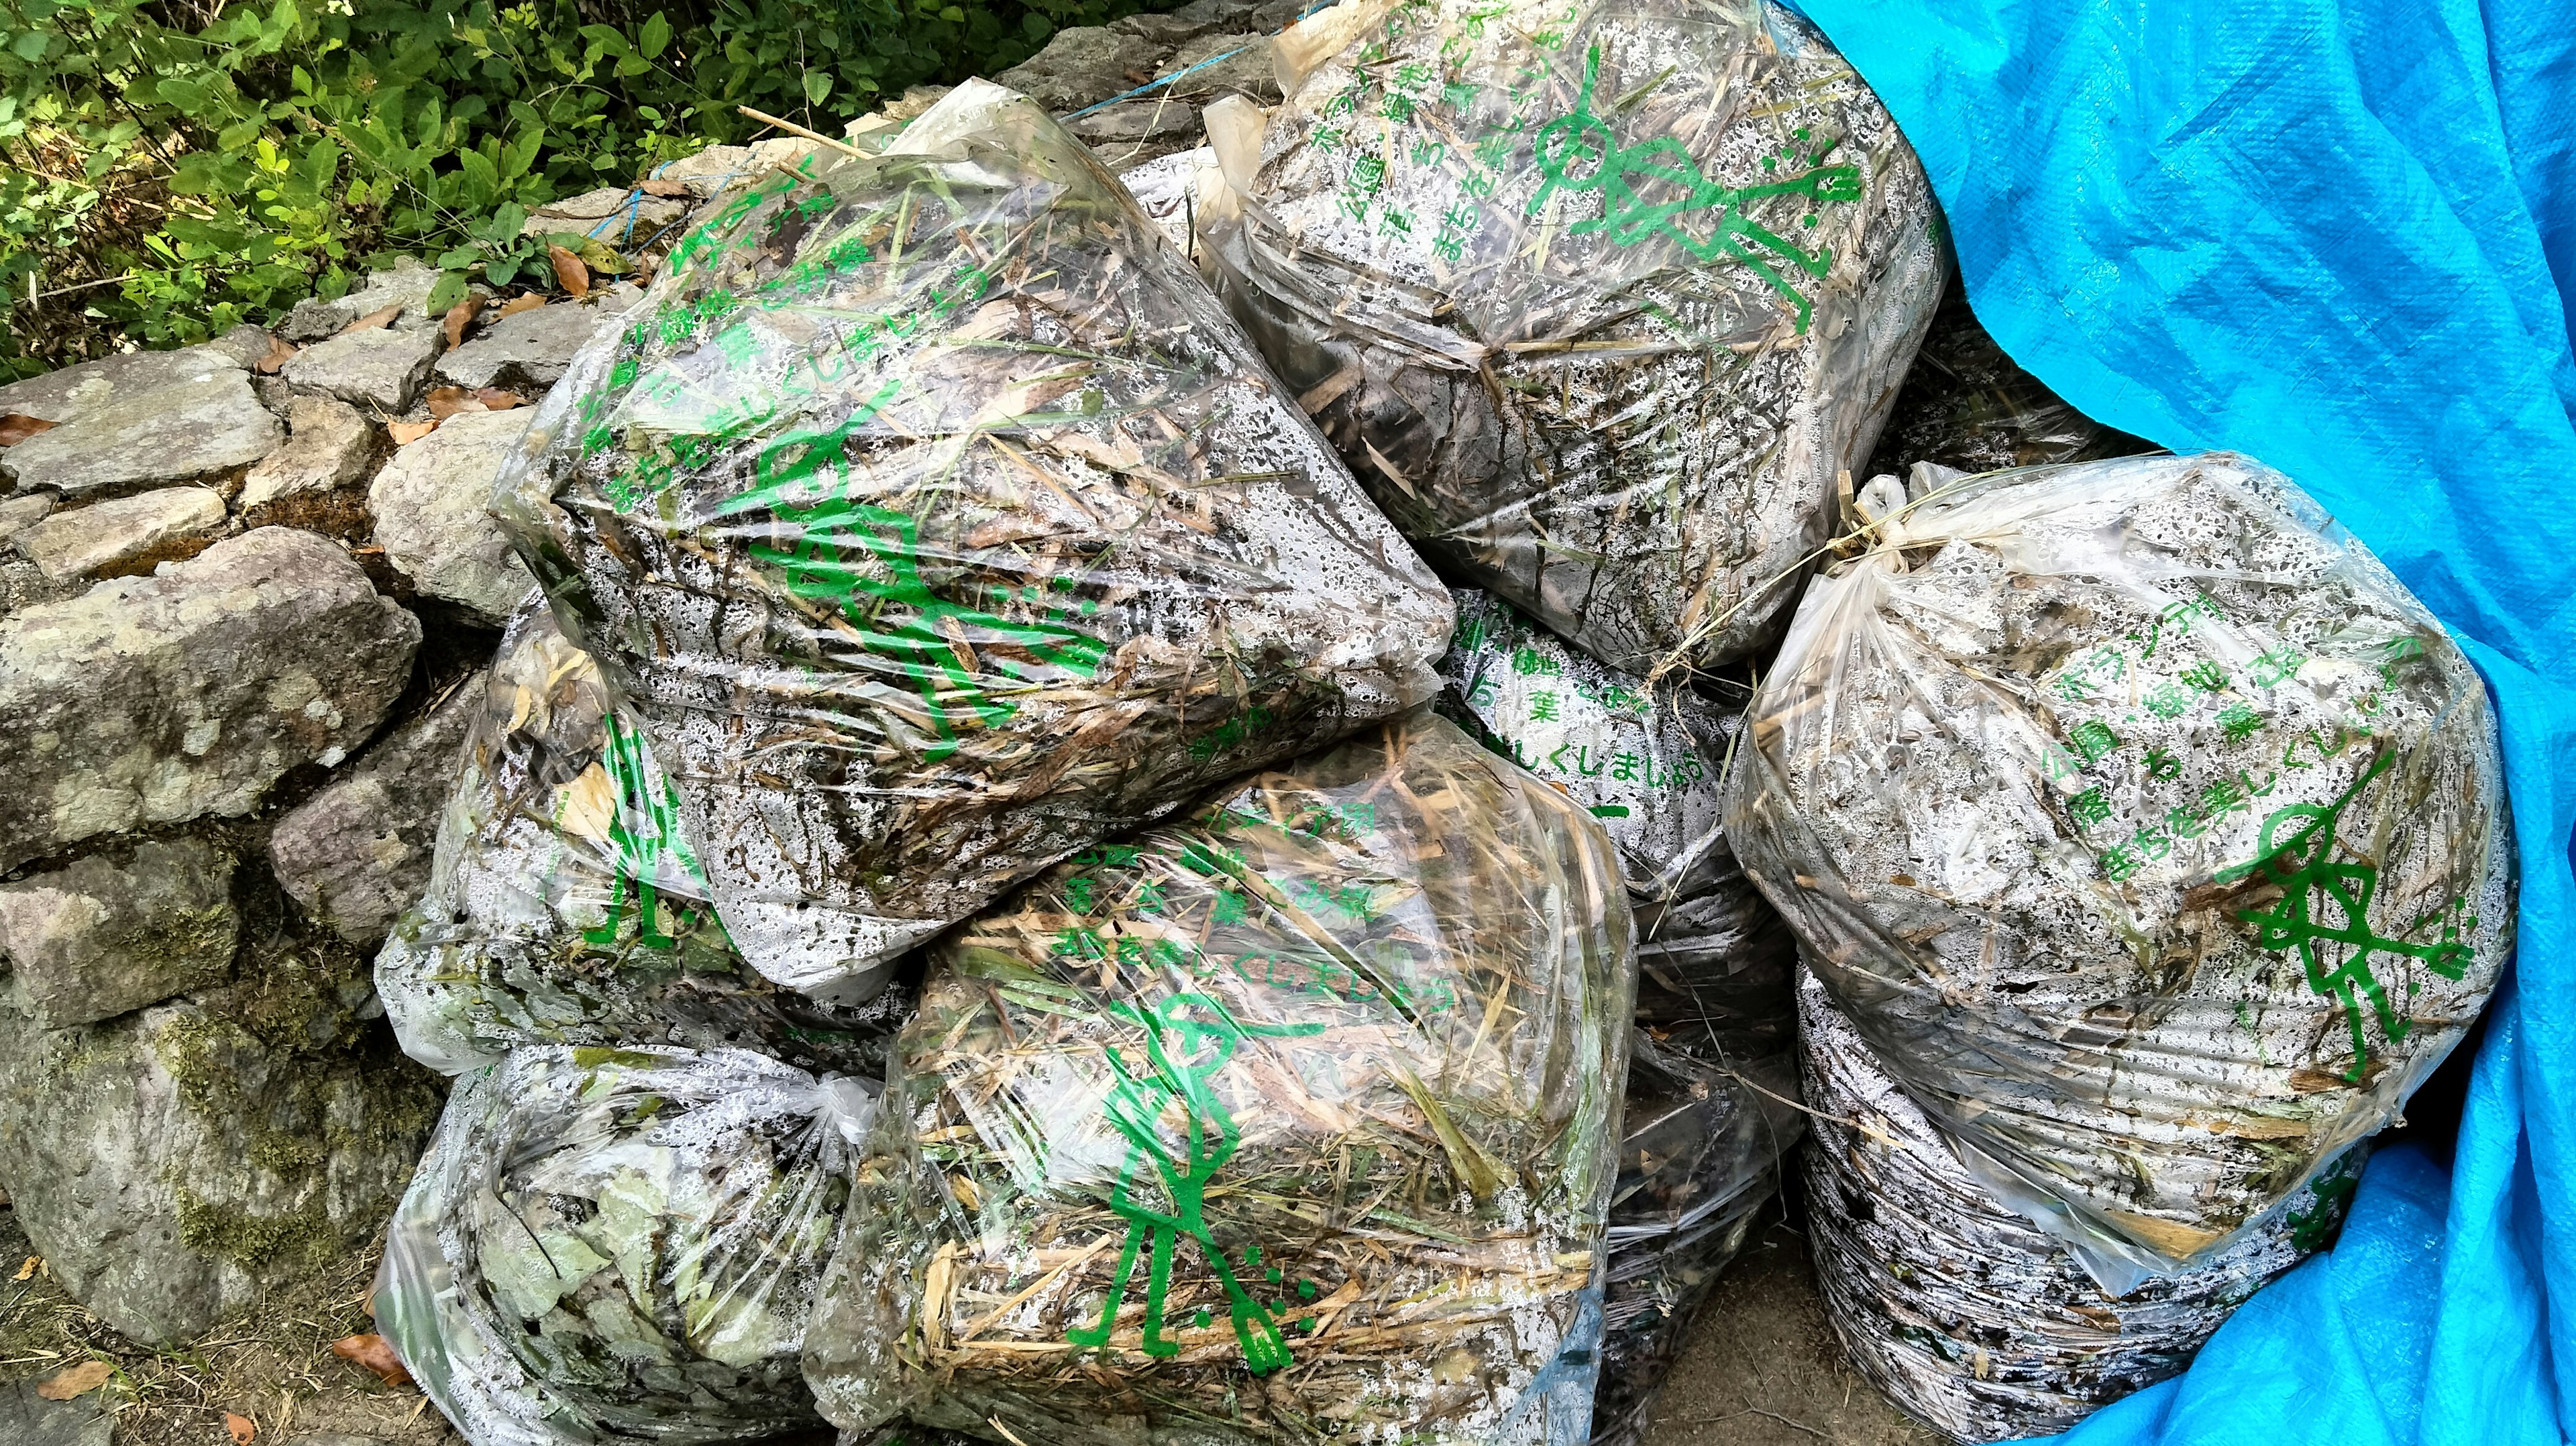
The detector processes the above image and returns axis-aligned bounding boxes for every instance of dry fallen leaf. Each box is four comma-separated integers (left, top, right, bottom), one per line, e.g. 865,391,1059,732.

495,292,547,320
547,243,590,299
476,388,525,411
441,295,486,351
11,1255,36,1281
0,412,58,447
424,386,478,421
329,1333,413,1389
388,419,439,445
639,178,692,199
253,334,298,375
337,302,403,335
36,1360,114,1400
225,1410,256,1445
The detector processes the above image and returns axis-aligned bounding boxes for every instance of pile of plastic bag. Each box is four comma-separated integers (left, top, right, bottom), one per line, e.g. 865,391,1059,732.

360,0,2526,1439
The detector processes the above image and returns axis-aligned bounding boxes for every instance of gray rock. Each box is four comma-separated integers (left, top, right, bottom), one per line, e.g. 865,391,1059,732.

0,1378,112,1446
0,528,421,872
519,186,687,241
278,259,449,341
0,983,442,1345
653,144,757,200
432,300,612,392
0,838,237,1029
0,345,248,428
239,395,379,535
0,492,54,545
18,486,228,581
994,25,1169,113
1163,31,1279,101
205,323,285,372
1069,99,1210,147
279,325,442,414
0,370,283,502
1169,0,1294,27
367,409,536,622
270,677,481,948
1110,9,1224,45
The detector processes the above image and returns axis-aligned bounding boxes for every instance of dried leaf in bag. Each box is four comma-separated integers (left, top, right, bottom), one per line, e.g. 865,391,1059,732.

1436,588,1792,1060
1797,967,2359,1444
1729,452,2512,1275
801,711,1634,1446
489,80,1453,1003
1197,0,1941,673
1591,1034,1801,1446
376,598,910,1076
374,1048,876,1446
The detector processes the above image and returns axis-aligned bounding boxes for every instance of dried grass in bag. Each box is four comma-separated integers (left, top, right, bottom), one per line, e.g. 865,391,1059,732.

1197,0,1941,674
801,711,1633,1445
1861,288,2150,484
375,598,910,1076
490,80,1453,1003
1728,453,2512,1278
375,1047,874,1446
1590,1034,1801,1446
1436,588,1792,1060
1797,967,2358,1444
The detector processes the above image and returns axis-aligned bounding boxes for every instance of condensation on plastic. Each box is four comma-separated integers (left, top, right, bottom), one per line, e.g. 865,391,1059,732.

800,711,1634,1446
487,78,1454,1003
1796,967,2359,1444
374,597,912,1076
374,1047,876,1446
1195,0,1942,674
1436,588,1793,1061
1727,453,2513,1278
1861,288,2151,484
1590,1034,1804,1446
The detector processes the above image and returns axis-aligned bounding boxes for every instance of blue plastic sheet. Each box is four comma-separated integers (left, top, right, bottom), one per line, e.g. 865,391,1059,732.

1780,3,2576,1441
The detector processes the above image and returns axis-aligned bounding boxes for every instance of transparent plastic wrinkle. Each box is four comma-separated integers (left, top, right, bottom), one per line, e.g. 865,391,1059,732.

1436,590,1796,1062
1199,0,1942,673
1796,966,2357,1445
485,80,1454,1001
1862,289,2149,483
374,597,912,1076
374,1048,875,1446
800,711,1635,1445
1729,453,2513,1272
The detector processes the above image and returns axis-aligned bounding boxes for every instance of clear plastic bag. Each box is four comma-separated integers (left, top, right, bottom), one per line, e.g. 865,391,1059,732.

375,1046,875,1446
1728,453,2512,1278
1197,0,1942,673
1436,588,1794,1061
488,80,1453,1003
375,598,912,1076
1590,1035,1803,1446
1862,288,2151,482
1797,966,2359,1444
801,710,1634,1446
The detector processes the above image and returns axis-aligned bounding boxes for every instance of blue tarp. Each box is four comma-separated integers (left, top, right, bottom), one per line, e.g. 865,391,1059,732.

1780,1,2576,1441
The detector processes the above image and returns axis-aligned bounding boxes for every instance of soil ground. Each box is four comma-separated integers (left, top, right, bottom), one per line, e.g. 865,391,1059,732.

2,1182,1938,1446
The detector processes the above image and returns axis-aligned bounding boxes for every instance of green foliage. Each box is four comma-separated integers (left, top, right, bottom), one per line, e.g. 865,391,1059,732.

0,0,1154,374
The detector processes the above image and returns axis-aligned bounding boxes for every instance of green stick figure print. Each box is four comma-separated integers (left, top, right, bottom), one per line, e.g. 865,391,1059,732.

579,714,714,950
1063,993,1327,1372
2212,751,2474,1082
735,495,1112,763
1527,44,1862,333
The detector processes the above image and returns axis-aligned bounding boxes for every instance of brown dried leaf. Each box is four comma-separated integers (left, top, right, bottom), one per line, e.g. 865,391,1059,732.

495,293,547,320
389,419,439,445
36,1360,113,1400
441,295,487,351
253,334,298,375
330,1333,413,1388
547,243,590,299
0,412,58,447
639,178,692,199
337,303,402,335
11,1255,35,1281
475,388,526,412
225,1411,256,1445
424,386,481,421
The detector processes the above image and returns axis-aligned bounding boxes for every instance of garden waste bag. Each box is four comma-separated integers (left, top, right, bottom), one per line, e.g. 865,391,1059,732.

1776,0,2576,1443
